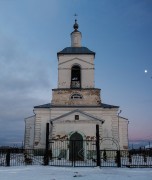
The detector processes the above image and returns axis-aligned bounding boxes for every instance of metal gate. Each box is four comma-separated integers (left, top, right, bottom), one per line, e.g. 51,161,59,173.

1,145,152,167
49,140,97,167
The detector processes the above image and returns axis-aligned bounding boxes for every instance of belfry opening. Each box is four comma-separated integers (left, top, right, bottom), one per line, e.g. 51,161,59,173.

71,65,81,88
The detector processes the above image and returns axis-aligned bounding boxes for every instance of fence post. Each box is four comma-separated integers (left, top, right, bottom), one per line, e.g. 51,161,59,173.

44,123,49,165
6,149,10,166
117,150,121,167
73,141,75,167
96,124,101,166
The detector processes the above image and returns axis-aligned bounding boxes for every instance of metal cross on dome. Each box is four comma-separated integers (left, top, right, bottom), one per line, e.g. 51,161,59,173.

74,13,78,17
74,13,78,21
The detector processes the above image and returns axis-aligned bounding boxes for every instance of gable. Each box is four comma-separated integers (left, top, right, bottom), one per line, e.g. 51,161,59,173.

50,109,104,124
59,57,94,66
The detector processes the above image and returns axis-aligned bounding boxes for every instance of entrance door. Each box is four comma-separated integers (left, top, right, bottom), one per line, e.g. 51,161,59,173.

69,132,84,161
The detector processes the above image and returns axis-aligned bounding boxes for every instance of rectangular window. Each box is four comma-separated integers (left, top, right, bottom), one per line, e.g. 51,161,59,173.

75,115,79,120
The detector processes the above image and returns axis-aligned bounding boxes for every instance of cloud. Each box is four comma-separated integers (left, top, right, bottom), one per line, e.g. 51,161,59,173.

124,1,152,27
0,30,53,146
0,30,52,92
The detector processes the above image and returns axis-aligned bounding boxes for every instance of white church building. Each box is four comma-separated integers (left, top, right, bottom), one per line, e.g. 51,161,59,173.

24,20,129,152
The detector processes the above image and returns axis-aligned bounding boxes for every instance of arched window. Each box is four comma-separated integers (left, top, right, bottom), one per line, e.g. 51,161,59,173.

71,65,81,88
71,93,83,99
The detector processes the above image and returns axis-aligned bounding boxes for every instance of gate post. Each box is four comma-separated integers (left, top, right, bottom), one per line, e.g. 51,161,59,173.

117,150,121,167
72,141,75,167
96,124,101,166
44,123,49,165
6,149,10,166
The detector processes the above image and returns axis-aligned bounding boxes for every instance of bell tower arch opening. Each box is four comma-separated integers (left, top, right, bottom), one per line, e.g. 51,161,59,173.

71,65,81,89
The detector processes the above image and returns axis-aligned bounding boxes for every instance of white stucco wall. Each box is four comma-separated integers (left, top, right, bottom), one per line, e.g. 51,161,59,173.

119,117,129,149
33,109,51,149
71,31,82,47
24,116,35,149
29,107,128,150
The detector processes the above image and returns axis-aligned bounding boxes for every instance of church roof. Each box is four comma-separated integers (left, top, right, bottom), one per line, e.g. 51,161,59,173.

118,116,128,121
34,103,51,108
101,103,119,108
57,47,95,56
34,103,119,109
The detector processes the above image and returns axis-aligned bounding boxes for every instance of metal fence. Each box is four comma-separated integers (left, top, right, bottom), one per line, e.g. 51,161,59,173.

0,140,152,167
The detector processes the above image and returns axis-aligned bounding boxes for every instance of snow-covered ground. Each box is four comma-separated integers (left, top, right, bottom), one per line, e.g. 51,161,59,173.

0,166,152,180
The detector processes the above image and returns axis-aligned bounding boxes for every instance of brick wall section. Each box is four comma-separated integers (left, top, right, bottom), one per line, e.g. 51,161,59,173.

51,89,101,106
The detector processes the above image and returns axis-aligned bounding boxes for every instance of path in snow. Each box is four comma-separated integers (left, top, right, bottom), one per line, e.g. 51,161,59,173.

0,166,152,180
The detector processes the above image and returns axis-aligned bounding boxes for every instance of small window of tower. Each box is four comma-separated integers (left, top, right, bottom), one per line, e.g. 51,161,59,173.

71,93,83,99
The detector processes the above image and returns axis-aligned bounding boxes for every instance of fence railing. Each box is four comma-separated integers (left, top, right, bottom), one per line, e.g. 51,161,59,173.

0,141,152,167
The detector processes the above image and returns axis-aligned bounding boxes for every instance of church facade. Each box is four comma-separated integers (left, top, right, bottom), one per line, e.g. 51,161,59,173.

24,20,128,151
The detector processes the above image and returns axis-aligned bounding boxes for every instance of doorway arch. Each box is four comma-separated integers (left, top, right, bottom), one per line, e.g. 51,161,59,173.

69,132,84,160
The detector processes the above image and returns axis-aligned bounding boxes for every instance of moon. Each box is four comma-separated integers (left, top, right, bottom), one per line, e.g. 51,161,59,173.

144,69,148,73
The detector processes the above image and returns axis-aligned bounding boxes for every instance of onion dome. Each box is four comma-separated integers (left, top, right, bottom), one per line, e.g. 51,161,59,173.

73,19,79,31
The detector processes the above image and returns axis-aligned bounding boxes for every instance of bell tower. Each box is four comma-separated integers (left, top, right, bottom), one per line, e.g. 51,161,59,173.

51,20,101,106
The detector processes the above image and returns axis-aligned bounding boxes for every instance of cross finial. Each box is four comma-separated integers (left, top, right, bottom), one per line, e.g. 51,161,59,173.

74,13,78,21
73,14,79,31
74,13,78,18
